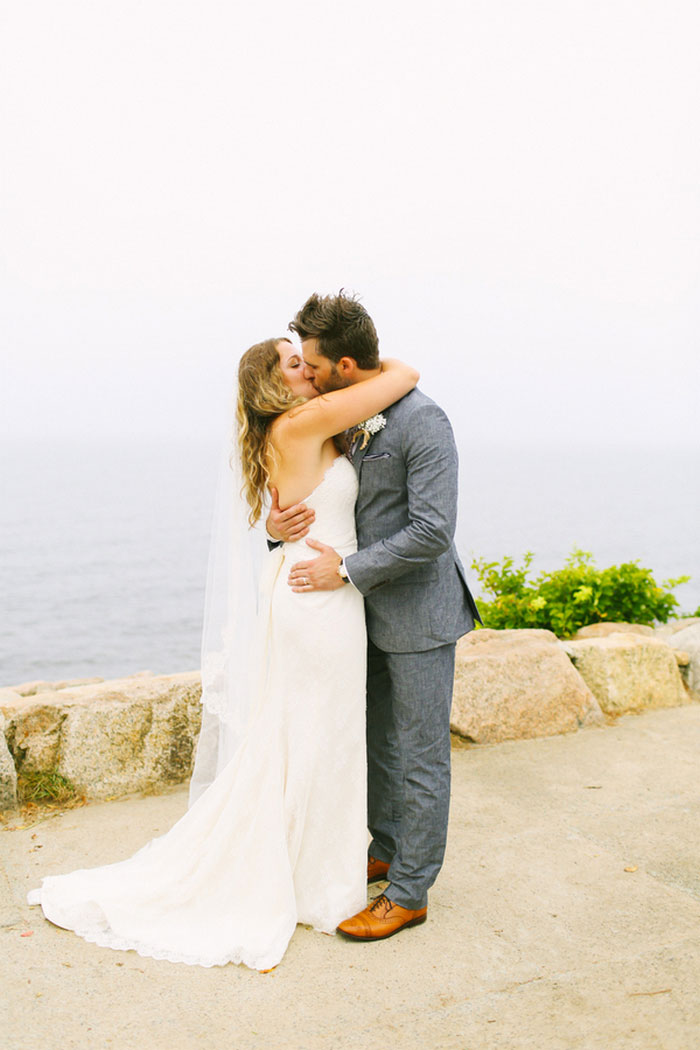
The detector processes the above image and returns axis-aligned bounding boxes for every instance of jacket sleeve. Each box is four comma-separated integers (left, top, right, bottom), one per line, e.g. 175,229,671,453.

345,403,459,595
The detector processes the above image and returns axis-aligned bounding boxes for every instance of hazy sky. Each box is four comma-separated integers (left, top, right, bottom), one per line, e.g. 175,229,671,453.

2,0,699,448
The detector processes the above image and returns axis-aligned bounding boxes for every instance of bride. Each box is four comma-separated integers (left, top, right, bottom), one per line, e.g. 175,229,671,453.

27,336,418,971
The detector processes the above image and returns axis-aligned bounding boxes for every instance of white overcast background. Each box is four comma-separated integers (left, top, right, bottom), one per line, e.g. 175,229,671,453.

2,0,699,447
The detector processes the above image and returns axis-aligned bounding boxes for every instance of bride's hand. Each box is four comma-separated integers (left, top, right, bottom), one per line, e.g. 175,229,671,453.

267,487,316,543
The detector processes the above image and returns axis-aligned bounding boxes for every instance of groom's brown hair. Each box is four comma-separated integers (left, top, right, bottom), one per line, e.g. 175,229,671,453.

289,290,379,370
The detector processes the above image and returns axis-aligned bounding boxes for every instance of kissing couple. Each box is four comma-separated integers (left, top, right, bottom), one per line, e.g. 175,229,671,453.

28,291,481,971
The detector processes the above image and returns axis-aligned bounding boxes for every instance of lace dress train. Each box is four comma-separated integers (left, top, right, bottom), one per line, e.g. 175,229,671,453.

27,457,367,970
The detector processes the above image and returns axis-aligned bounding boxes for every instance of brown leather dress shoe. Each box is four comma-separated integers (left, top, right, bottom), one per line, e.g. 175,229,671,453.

367,855,390,883
337,894,427,941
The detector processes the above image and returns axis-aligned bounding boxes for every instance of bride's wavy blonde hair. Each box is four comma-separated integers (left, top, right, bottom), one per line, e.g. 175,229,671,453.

236,338,306,525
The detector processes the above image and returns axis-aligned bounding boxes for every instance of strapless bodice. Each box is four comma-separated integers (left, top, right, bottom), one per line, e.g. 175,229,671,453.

282,456,358,558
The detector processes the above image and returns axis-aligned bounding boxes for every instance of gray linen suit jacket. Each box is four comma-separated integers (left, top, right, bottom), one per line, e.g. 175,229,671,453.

345,388,481,653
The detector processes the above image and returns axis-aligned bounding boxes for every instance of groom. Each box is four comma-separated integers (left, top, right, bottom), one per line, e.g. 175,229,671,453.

270,291,480,940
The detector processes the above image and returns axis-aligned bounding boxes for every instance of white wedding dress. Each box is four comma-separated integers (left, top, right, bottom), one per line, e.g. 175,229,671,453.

27,457,368,970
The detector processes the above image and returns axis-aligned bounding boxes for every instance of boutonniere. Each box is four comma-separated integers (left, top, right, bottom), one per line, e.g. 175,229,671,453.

356,413,387,450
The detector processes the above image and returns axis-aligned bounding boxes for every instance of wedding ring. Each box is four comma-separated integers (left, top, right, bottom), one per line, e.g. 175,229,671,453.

302,576,307,586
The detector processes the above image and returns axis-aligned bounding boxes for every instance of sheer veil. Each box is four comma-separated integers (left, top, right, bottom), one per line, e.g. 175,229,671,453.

188,396,271,807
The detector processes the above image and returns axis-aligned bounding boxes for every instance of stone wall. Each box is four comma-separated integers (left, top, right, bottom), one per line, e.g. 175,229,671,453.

451,629,603,743
1,621,697,811
1,672,202,812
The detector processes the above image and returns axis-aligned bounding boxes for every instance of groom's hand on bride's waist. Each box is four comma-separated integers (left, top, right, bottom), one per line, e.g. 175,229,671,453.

288,539,345,592
267,487,316,543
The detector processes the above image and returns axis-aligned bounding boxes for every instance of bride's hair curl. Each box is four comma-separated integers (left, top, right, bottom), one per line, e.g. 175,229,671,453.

236,338,306,526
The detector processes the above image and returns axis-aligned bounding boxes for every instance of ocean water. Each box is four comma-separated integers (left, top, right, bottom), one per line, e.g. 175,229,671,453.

2,438,698,686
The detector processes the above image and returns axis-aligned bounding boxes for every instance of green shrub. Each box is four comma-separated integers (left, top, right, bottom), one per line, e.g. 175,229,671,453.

471,548,689,638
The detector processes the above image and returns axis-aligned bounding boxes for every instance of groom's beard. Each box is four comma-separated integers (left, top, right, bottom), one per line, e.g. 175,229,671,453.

314,365,351,395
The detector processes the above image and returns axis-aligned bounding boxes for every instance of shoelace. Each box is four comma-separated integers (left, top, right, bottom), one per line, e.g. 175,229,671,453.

369,894,394,916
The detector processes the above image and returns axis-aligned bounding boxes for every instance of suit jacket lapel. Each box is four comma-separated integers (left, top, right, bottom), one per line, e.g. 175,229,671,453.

351,432,373,473
350,403,394,474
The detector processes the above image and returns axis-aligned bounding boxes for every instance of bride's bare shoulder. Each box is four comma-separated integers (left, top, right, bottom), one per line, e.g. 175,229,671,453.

270,401,323,444
268,411,319,462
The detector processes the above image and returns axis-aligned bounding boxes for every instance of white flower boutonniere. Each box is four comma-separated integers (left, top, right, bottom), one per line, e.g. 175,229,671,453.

356,412,387,450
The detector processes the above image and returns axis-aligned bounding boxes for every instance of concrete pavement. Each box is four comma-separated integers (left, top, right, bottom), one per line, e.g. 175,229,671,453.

2,705,700,1050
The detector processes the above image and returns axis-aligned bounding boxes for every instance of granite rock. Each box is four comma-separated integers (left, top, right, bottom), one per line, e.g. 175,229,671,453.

0,689,23,706
0,672,202,806
574,622,655,639
666,623,700,697
11,677,105,697
452,629,603,744
566,633,689,715
0,714,18,811
654,617,700,639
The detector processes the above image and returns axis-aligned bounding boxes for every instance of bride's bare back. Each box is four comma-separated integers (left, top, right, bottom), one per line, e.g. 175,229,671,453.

267,429,340,509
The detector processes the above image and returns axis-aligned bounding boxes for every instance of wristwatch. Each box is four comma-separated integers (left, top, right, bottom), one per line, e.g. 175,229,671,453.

337,558,350,584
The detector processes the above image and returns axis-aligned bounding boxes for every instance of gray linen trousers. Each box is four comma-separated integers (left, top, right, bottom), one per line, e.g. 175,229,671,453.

345,388,480,910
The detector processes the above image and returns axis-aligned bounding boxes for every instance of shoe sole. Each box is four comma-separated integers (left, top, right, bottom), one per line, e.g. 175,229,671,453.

337,913,427,941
